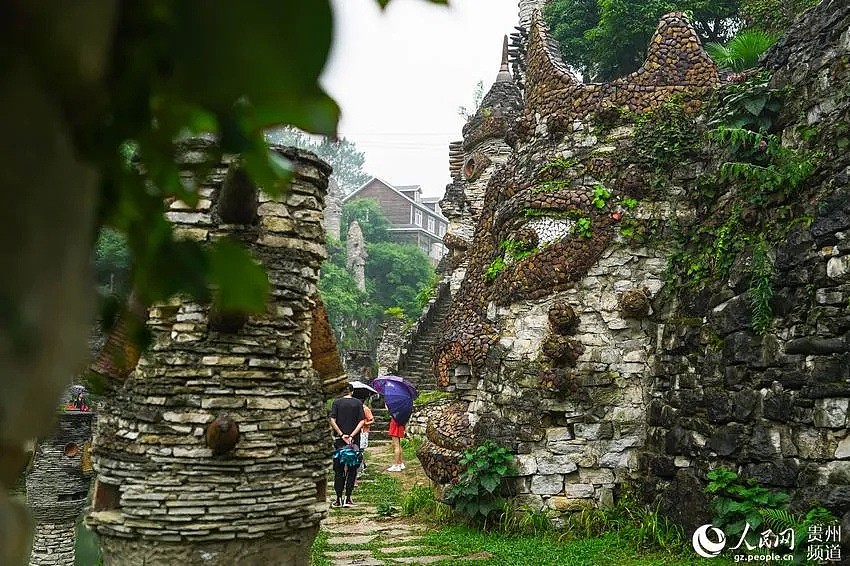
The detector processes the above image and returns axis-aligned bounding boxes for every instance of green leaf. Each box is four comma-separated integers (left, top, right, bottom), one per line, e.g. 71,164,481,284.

242,148,293,198
480,475,501,494
208,239,269,312
172,0,333,120
743,96,767,116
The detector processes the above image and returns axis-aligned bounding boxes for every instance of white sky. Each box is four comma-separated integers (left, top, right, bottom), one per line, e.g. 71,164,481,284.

321,0,518,198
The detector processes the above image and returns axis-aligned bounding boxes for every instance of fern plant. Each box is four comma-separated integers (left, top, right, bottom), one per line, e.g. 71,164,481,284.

760,506,837,564
706,126,819,204
749,239,774,335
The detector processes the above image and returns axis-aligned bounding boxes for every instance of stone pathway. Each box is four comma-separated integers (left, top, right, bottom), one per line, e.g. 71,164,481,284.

317,440,489,565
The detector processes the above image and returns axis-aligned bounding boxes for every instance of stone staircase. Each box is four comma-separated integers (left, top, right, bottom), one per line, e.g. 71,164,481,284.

397,290,451,394
367,405,390,442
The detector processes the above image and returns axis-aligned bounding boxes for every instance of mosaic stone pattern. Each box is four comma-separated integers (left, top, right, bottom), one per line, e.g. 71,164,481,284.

517,11,719,142
421,7,720,505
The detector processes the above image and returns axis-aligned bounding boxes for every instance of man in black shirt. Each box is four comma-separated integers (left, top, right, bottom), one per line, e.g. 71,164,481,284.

329,383,366,507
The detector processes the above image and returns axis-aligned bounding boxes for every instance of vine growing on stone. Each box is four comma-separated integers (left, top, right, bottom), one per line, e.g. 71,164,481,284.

749,238,774,335
628,96,700,187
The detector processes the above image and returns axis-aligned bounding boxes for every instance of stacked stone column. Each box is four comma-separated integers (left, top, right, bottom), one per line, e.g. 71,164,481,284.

27,408,95,566
87,140,333,566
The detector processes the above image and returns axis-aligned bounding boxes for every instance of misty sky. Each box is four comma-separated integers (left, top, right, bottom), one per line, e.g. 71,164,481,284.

321,0,519,198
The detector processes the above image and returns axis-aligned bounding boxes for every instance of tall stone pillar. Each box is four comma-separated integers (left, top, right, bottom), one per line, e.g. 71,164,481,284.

87,140,333,566
26,388,95,566
346,220,367,291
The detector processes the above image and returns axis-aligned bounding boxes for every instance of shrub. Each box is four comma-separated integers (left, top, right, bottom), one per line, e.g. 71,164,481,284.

443,441,515,524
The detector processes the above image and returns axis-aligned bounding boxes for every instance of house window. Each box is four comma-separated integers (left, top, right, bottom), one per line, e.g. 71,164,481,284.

428,217,435,233
414,210,422,226
420,242,429,254
438,224,446,237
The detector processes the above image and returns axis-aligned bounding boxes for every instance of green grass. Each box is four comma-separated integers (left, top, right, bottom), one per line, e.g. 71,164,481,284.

310,530,330,566
414,390,450,406
315,465,733,566
400,436,422,462
417,526,732,566
353,470,402,507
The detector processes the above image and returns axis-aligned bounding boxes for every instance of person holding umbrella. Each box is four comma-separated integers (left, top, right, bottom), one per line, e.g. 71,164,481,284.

329,383,366,507
371,375,418,473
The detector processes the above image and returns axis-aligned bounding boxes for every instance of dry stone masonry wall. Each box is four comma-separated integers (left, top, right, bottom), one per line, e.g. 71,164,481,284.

640,0,850,532
87,139,333,566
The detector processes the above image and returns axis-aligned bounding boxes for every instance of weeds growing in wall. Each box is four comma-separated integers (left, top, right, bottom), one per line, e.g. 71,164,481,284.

443,440,516,524
659,73,820,330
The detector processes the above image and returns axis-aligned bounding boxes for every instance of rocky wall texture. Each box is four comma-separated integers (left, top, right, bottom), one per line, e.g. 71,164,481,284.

420,0,764,514
87,140,332,566
441,39,523,291
639,0,850,532
27,409,95,566
376,317,407,376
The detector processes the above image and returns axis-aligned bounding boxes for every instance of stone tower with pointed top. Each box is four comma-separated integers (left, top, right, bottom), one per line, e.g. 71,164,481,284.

441,36,523,291
26,386,95,566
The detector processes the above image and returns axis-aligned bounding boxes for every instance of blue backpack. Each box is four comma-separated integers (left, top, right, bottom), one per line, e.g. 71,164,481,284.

334,444,363,467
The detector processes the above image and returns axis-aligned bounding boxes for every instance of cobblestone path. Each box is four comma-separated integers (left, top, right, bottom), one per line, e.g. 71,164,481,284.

316,440,490,565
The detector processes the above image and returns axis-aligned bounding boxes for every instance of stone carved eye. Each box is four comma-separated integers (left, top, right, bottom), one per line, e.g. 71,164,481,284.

524,216,574,245
462,153,492,182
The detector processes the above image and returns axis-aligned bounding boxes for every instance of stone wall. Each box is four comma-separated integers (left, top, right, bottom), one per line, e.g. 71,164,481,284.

640,0,850,531
27,408,95,566
87,139,333,566
376,317,407,376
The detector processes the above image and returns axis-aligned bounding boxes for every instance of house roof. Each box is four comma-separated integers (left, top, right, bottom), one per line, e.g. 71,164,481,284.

344,177,447,220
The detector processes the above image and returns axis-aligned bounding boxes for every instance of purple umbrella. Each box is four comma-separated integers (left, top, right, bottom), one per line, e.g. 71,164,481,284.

371,375,418,426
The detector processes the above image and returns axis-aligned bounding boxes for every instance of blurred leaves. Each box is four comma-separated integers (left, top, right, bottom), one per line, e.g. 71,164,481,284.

2,0,442,355
208,240,269,312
